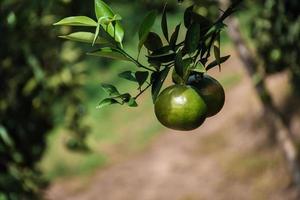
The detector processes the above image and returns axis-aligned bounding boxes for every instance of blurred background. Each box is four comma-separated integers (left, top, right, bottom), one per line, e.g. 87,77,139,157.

1,0,300,199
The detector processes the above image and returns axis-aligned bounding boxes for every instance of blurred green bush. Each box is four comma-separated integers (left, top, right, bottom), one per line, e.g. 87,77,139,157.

0,0,94,199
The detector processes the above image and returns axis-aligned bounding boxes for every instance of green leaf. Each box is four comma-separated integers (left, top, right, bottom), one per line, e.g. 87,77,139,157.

183,6,212,32
119,71,137,82
170,23,181,50
161,3,169,42
151,67,170,102
190,62,206,73
127,98,138,107
0,125,13,147
144,32,163,51
93,22,101,46
53,16,97,26
185,23,200,54
135,71,149,87
100,83,120,96
97,98,119,109
94,0,124,43
175,50,184,77
214,45,221,70
182,58,193,77
59,32,108,44
87,47,130,61
184,6,194,28
147,52,175,64
206,55,230,70
117,93,131,102
138,11,157,53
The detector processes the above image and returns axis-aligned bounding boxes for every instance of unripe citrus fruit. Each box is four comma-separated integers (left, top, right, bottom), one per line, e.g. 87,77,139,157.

187,74,225,117
154,85,207,131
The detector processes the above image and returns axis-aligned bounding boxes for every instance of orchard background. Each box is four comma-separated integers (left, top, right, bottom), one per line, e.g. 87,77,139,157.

1,0,300,199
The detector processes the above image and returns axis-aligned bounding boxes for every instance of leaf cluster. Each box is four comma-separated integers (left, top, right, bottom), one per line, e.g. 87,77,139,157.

54,0,239,108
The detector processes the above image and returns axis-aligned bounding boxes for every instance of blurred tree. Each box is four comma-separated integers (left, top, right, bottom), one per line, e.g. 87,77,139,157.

0,0,92,199
219,0,300,189
250,0,300,94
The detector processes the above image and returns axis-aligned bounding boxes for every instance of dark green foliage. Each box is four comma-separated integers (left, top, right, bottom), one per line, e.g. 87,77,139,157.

0,0,91,198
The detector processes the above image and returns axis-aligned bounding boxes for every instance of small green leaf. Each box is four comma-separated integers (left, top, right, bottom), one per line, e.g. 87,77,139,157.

97,98,119,109
175,50,184,77
94,0,124,43
0,125,13,147
135,71,149,87
127,98,138,107
206,55,230,70
100,83,120,96
53,16,97,26
138,11,157,53
59,32,108,44
151,67,170,102
87,47,130,61
118,71,136,82
170,24,181,50
214,45,221,70
161,3,169,42
185,23,200,54
191,62,206,73
147,51,175,64
144,32,163,51
117,93,131,102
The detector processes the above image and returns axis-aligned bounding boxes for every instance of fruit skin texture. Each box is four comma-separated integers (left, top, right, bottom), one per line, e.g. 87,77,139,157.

187,74,225,117
154,85,207,131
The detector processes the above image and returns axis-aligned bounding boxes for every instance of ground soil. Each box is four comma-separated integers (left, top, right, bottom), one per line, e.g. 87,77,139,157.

46,52,299,200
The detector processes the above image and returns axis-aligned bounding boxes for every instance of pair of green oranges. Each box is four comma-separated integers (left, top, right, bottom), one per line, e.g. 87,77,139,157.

154,73,225,131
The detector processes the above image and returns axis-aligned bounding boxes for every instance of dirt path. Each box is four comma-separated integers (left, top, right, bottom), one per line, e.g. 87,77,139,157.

46,55,298,200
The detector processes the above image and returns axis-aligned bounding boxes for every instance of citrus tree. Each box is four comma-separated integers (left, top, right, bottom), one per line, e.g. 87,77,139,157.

54,0,240,131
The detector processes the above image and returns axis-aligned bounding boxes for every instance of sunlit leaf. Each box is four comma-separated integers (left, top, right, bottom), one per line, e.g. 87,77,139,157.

190,62,206,73
87,47,130,61
53,16,97,26
94,0,124,43
59,32,108,44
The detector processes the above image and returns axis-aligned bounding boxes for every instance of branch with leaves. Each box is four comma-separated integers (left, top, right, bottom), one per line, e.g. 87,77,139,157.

54,0,240,109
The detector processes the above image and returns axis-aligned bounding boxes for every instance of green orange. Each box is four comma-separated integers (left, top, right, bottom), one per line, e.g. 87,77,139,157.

187,74,225,117
154,85,207,131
